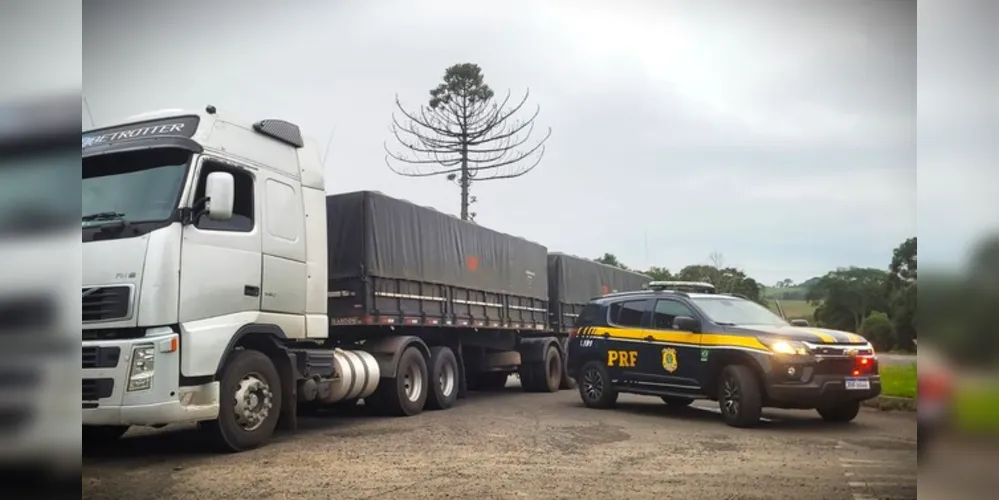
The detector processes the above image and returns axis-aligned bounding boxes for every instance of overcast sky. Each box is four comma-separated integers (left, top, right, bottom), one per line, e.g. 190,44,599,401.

83,0,920,285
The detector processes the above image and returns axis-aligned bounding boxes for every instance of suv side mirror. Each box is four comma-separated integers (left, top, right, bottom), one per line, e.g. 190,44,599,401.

673,316,701,333
790,319,810,327
205,171,234,221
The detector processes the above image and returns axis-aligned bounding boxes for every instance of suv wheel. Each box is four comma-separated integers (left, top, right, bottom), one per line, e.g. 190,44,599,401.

578,361,618,409
718,365,762,428
816,400,861,423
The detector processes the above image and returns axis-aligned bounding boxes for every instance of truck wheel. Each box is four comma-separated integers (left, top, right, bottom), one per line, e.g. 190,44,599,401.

83,425,129,446
718,365,762,428
368,346,428,417
578,360,618,409
426,346,458,410
520,344,562,393
661,396,694,407
203,349,282,452
816,400,861,423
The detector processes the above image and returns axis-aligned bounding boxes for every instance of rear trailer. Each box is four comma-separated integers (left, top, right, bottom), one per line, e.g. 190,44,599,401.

547,252,651,334
324,191,566,399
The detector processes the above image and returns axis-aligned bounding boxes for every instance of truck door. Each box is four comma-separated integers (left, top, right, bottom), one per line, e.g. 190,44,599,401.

178,157,263,323
644,298,704,392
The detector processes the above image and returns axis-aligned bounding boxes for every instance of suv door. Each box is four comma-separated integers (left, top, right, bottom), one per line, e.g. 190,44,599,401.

645,298,704,391
604,298,651,383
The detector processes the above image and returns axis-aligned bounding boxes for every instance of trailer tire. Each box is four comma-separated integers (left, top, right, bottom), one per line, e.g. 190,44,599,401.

426,346,459,410
368,346,428,417
520,344,562,393
203,349,282,452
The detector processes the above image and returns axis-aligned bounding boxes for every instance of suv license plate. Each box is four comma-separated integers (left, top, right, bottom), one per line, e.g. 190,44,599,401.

845,378,871,390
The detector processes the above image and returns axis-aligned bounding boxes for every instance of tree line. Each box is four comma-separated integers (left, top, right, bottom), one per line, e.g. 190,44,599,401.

594,237,918,352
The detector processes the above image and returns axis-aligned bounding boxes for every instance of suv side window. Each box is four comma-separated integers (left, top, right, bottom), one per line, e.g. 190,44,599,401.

652,299,697,330
193,160,255,232
609,299,647,327
577,303,602,326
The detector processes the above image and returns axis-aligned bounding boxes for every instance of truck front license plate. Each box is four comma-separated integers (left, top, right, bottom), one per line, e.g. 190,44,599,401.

845,378,871,390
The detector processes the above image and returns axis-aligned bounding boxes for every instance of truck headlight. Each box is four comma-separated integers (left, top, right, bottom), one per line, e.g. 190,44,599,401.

127,343,155,391
759,337,809,356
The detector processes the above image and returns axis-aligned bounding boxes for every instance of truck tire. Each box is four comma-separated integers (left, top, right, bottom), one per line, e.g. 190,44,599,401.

367,346,428,417
202,349,282,452
718,364,763,428
426,346,459,410
578,360,618,409
661,396,694,407
520,344,562,393
816,400,861,423
83,425,129,447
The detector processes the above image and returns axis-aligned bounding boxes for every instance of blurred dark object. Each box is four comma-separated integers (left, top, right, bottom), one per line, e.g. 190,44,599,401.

917,341,954,459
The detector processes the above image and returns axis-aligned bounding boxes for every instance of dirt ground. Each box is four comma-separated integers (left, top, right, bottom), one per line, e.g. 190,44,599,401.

83,379,917,500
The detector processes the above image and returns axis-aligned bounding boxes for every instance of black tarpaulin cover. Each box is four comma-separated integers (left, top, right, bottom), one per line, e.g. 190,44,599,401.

326,191,549,300
547,252,651,304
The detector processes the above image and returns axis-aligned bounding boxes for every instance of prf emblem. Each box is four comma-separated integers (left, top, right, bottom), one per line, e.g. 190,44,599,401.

661,348,678,373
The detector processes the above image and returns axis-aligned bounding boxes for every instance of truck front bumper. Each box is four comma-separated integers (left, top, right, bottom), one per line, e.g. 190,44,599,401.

82,327,219,427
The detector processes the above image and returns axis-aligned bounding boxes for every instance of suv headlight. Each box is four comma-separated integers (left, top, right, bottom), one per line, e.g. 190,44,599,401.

127,343,155,391
758,337,809,356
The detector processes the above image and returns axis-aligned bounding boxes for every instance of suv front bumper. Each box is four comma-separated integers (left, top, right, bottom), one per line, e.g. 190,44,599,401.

764,358,882,407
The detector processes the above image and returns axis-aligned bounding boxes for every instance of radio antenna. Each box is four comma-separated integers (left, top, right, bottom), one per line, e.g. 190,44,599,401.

322,126,336,167
82,95,96,127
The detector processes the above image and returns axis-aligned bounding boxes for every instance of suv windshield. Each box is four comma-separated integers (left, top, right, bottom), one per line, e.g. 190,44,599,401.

82,148,190,226
692,296,789,327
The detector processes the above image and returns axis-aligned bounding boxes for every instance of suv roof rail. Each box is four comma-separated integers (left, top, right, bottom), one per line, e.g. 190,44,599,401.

591,288,692,301
644,281,716,293
720,292,750,300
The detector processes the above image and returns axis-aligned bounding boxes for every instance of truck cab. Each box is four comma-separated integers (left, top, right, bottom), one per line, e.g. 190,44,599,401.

82,107,333,449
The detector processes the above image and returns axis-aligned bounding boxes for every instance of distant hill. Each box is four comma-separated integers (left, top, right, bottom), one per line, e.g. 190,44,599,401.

763,277,820,301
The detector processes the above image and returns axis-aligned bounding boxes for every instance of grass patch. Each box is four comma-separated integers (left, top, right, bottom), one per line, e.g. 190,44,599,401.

954,382,999,433
878,363,917,398
769,300,817,320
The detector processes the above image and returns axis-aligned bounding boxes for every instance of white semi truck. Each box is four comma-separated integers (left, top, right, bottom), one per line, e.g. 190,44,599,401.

82,106,610,452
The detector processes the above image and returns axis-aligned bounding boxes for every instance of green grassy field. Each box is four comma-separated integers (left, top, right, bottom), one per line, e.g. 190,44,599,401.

879,363,917,398
769,300,817,320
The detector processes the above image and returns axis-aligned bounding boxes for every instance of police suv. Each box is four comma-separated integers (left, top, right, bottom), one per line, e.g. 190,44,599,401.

565,281,881,427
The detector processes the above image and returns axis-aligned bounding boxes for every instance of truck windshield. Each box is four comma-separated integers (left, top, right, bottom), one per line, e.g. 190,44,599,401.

82,148,190,226
691,297,789,327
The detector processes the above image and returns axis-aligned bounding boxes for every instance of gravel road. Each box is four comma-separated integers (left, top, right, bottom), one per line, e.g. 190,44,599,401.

83,379,916,500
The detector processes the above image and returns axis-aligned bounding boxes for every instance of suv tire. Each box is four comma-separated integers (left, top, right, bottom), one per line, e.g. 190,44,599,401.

718,364,763,428
816,400,861,423
578,360,618,409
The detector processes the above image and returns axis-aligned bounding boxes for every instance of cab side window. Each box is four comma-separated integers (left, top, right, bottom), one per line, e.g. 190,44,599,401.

652,299,697,330
610,300,647,327
193,160,255,232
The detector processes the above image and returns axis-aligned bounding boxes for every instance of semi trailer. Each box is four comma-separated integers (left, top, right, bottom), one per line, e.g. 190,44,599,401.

81,106,650,452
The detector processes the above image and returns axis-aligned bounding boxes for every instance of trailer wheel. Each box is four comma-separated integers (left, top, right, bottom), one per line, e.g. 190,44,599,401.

520,344,562,393
426,346,458,410
202,349,282,452
368,346,428,417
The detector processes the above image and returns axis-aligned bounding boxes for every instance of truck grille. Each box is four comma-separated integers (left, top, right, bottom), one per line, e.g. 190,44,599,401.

82,379,114,401
82,346,120,369
82,286,131,322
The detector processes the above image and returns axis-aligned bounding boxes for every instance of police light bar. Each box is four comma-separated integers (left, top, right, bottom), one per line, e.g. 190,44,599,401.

644,281,716,293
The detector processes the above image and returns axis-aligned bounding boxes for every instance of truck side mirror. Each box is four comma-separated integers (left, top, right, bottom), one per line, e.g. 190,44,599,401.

790,319,810,327
205,171,234,221
673,316,701,333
